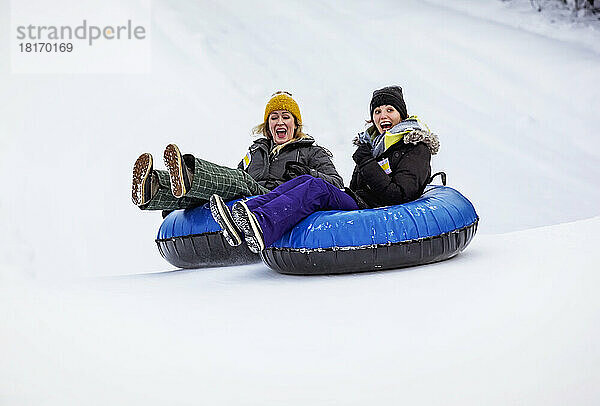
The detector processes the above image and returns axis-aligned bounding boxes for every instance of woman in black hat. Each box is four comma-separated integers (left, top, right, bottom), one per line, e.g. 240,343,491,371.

348,85,439,209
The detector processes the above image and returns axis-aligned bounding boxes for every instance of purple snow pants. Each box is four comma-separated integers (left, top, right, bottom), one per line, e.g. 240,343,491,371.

244,174,359,247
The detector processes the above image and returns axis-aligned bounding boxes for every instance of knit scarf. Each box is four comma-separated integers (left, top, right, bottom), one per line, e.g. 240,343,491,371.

356,116,435,158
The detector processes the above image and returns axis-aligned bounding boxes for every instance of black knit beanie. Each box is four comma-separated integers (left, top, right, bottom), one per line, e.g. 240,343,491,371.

370,86,408,120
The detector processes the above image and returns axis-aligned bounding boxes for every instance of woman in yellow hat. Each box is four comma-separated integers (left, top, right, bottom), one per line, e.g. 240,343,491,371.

131,91,342,240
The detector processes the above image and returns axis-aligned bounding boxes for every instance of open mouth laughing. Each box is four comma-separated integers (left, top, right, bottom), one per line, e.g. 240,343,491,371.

379,119,393,131
274,125,288,138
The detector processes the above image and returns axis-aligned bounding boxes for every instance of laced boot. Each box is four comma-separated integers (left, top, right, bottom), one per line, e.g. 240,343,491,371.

209,194,243,246
231,201,265,253
132,153,159,206
164,144,193,198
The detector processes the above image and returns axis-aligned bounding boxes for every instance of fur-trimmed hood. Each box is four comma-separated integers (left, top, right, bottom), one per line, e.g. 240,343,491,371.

402,127,439,155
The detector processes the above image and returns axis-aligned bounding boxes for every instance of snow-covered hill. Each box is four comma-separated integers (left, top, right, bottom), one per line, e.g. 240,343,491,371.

1,0,599,404
3,216,599,405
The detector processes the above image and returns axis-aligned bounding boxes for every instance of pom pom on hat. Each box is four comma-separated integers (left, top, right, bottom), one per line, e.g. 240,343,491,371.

264,91,302,124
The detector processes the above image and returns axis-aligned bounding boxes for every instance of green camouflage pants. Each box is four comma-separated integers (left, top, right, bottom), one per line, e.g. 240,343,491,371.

140,158,269,211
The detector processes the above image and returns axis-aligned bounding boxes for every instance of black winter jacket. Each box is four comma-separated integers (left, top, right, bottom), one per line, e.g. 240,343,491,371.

238,136,344,189
350,136,433,209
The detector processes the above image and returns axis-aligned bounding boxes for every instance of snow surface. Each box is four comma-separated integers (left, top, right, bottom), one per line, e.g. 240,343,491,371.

1,0,600,404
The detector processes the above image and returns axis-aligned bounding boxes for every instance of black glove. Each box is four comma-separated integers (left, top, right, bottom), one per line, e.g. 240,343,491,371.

283,161,312,180
352,143,374,165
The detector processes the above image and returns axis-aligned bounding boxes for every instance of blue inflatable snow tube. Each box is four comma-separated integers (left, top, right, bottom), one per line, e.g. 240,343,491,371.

156,185,478,274
156,198,261,268
157,199,239,241
271,185,477,249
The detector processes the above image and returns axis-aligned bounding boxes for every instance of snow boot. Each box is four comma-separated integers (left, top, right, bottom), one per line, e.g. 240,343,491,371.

164,144,193,198
232,201,265,254
209,194,243,247
132,153,159,206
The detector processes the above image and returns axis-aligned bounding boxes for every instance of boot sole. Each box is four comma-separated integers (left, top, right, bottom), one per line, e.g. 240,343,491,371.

209,195,243,247
132,153,153,206
232,202,265,254
164,144,189,198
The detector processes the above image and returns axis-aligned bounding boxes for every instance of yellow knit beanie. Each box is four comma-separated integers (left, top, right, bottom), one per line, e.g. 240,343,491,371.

263,91,302,124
